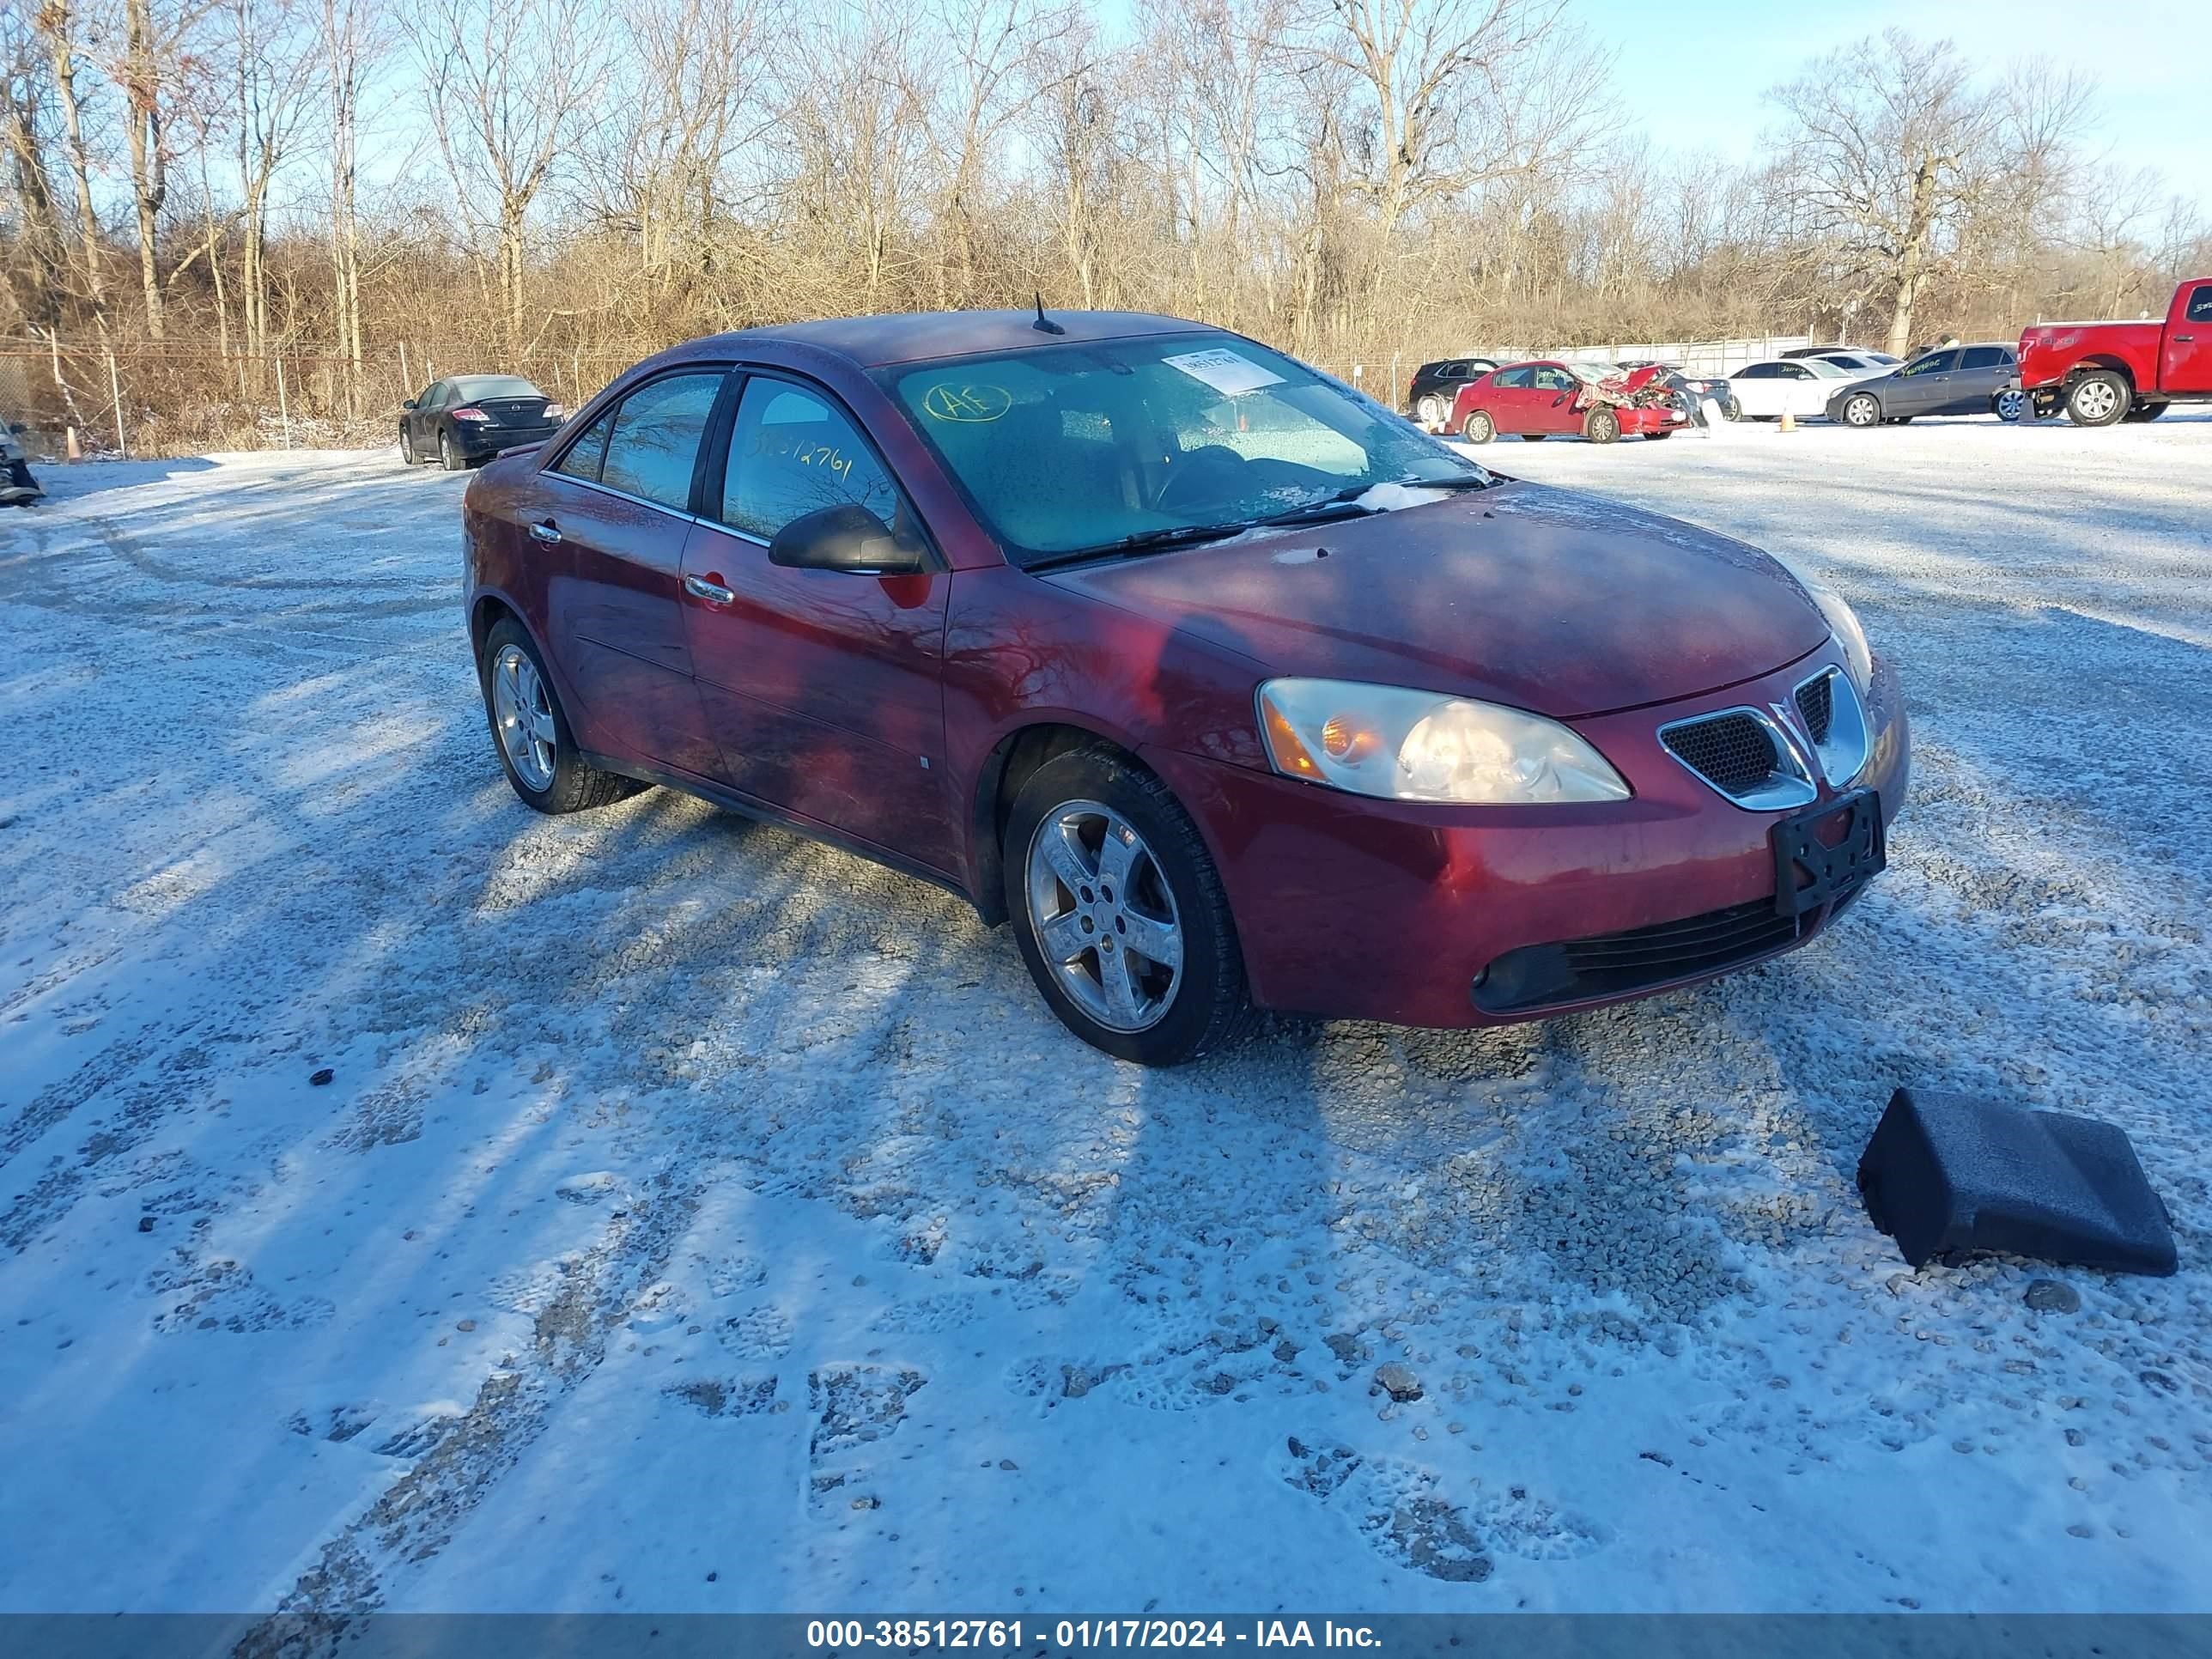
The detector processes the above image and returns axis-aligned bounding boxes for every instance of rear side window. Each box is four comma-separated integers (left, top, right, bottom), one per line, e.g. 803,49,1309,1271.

2185,285,2212,323
1735,363,1775,380
1960,346,2009,370
722,380,898,540
1491,367,1534,388
551,409,614,483
599,372,724,511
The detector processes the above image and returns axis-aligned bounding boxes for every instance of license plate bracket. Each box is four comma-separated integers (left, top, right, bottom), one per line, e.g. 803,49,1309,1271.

1772,788,1886,918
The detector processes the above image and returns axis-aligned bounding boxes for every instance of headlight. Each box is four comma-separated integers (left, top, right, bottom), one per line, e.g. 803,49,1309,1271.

1256,679,1631,805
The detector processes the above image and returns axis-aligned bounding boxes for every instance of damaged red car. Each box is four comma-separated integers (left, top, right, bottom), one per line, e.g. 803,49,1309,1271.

1452,360,1688,443
462,310,1907,1065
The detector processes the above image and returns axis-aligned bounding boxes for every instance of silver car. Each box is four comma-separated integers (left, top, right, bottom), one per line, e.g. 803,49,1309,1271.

1828,343,2020,428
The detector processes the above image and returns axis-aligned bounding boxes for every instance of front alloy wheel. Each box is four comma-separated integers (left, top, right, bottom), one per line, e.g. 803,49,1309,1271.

1025,801,1184,1035
1004,746,1252,1066
1842,393,1880,428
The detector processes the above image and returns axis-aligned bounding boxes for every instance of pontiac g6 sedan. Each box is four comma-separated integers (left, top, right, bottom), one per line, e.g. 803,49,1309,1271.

462,310,1908,1066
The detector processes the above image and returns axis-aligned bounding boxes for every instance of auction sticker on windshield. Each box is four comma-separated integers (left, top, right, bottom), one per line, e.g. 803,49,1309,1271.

1163,348,1285,396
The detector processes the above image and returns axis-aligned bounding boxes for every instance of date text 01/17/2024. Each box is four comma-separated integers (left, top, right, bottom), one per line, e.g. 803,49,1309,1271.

804,1620,1385,1650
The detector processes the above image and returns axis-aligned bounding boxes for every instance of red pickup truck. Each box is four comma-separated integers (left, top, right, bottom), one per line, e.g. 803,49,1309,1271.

2017,278,2212,425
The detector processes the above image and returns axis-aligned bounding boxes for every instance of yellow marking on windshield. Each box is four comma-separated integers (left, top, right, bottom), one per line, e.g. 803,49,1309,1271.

921,383,1012,422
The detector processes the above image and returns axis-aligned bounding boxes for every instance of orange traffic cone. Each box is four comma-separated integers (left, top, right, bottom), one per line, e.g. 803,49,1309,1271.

1778,409,1796,433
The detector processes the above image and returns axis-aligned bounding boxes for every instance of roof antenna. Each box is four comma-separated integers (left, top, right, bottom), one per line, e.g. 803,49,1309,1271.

1032,292,1066,336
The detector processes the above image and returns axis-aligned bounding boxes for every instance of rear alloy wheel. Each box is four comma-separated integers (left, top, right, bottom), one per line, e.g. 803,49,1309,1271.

1994,387,2027,422
441,429,465,471
1462,410,1494,444
1006,747,1252,1066
2122,401,2168,423
1414,393,1446,428
2065,370,2129,428
1583,408,1620,444
480,618,642,814
1841,393,1881,428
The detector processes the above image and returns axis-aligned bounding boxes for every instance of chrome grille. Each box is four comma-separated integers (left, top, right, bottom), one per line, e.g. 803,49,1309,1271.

1795,674,1833,744
1661,713,1779,797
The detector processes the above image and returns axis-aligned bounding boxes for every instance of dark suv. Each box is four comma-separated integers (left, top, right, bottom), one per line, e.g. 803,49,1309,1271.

1406,357,1502,427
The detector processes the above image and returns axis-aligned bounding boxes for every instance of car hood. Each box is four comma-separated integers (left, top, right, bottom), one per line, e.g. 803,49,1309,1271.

1040,482,1832,719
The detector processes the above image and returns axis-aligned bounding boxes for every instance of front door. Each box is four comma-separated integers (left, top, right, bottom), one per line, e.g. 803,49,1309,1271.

678,374,959,875
409,380,444,451
534,368,725,776
2161,283,2212,393
1530,365,1583,433
1891,350,1958,415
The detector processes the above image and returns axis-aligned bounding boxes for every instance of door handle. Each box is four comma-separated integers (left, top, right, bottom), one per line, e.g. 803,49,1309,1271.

684,574,734,606
528,520,561,544
2177,333,2196,342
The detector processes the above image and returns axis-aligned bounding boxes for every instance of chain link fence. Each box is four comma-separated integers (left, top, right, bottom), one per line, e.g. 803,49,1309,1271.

2,331,1820,461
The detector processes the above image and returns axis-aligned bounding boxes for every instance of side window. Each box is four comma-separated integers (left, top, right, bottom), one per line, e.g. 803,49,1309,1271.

722,380,898,541
599,372,724,511
1492,367,1533,389
551,408,615,483
1960,345,2008,370
413,382,438,408
1533,367,1574,392
422,381,448,409
1437,364,1466,380
1778,363,1811,379
2185,285,2212,324
1904,351,1959,376
1735,363,1773,380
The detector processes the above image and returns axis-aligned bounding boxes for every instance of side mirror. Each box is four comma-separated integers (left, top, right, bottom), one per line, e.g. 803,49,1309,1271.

767,502,925,575
401,398,416,410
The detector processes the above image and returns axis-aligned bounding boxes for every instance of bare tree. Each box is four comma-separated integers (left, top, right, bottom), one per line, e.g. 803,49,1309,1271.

33,0,108,312
408,0,605,354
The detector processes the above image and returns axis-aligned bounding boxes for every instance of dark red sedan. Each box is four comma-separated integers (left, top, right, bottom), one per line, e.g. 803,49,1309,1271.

462,311,1906,1065
1451,360,1688,443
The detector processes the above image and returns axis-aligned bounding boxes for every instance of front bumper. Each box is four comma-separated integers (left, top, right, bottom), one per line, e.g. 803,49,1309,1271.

1148,649,1909,1028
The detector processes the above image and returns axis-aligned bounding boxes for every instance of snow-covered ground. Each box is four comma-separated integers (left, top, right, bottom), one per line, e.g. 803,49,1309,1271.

3,415,2208,1615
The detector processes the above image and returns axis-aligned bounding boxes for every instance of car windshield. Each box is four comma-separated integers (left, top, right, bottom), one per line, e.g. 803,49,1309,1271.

1804,359,1854,379
452,376,543,399
884,335,1488,565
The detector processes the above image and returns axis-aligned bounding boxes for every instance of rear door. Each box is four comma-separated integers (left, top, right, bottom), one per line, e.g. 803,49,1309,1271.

534,368,726,776
1474,365,1532,431
2162,283,2212,392
1729,362,1778,417
678,374,959,873
1955,345,2014,413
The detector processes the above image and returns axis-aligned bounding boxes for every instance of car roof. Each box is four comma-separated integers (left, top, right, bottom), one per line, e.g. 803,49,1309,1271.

683,308,1218,369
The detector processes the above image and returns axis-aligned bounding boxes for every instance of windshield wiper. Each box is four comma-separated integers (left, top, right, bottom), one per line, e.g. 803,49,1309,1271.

1026,521,1251,569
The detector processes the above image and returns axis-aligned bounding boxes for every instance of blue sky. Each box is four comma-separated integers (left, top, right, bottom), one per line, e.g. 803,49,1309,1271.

1574,0,2203,211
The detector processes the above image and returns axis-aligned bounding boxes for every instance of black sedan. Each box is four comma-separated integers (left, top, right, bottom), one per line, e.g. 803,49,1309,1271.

400,375,566,471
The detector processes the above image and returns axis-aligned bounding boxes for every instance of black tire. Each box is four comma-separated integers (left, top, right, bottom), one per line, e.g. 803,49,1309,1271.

478,617,642,814
1003,745,1254,1066
2065,370,2130,428
1583,408,1620,444
1885,416,1913,425
400,428,417,465
1521,432,1546,442
2122,401,2168,423
440,428,465,471
1840,392,1881,428
1462,410,1494,444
